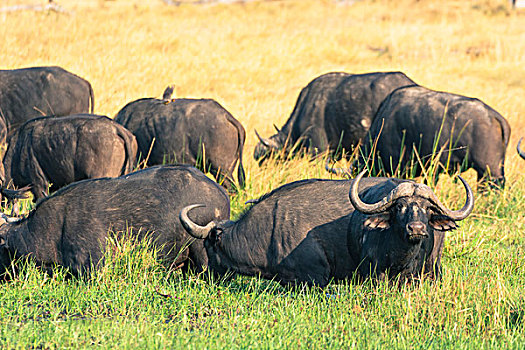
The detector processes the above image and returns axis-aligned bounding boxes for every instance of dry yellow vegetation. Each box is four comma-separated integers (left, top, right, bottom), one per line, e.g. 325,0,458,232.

0,0,524,198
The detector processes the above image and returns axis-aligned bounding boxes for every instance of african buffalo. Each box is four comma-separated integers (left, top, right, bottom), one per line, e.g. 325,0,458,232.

114,87,246,191
0,66,94,132
518,138,525,160
254,71,417,164
3,114,138,201
0,165,230,277
180,171,473,286
354,85,511,188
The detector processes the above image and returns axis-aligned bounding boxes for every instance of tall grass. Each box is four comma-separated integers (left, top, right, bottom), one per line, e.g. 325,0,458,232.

0,0,524,348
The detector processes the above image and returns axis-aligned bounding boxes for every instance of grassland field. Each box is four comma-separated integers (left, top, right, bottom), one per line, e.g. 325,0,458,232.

0,0,524,348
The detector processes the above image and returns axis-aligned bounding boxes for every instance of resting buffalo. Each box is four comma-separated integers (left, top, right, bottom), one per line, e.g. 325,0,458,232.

355,85,511,188
0,66,94,132
518,138,525,160
254,71,416,164
3,114,138,201
0,165,230,277
180,171,473,286
114,87,246,191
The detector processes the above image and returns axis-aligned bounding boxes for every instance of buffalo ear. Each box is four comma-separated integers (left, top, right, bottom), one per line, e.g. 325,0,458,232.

364,213,391,230
429,215,457,231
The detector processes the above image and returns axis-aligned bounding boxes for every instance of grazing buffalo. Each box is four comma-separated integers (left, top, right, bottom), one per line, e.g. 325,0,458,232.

355,85,511,188
253,71,417,164
0,165,230,277
3,114,138,201
114,87,246,191
180,171,473,286
518,138,525,160
0,66,94,131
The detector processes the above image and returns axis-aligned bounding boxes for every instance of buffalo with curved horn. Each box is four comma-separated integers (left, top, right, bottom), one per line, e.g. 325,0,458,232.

180,171,474,286
0,165,230,277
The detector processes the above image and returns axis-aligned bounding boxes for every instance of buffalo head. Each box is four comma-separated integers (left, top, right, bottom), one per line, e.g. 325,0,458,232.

348,170,474,280
253,125,285,164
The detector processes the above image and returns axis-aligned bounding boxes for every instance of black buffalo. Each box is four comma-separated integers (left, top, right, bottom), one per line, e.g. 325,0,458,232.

3,114,138,201
518,138,525,160
0,165,230,277
0,66,94,132
180,171,473,286
254,71,416,164
355,85,511,188
114,87,246,191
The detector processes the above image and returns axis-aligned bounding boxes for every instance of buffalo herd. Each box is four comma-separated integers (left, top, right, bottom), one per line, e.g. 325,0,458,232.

0,65,522,286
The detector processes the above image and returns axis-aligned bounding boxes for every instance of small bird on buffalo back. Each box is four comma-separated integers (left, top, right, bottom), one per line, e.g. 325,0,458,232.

162,85,176,104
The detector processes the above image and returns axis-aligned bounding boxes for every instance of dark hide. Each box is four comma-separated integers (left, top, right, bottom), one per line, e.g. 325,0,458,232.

0,66,94,132
181,176,465,286
114,97,246,191
356,85,511,188
253,71,416,163
0,165,230,277
3,114,138,201
0,116,6,184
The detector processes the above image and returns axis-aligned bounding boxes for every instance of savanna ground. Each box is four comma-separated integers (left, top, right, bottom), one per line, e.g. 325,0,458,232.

0,0,524,348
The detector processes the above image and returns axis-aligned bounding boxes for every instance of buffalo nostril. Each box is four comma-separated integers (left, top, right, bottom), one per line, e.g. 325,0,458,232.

407,222,427,236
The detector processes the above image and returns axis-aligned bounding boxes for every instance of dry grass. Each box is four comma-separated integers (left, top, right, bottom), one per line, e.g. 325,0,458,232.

1,1,523,168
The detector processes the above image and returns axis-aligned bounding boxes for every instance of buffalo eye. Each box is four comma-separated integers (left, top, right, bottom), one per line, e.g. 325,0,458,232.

209,228,223,245
396,203,407,214
364,213,391,230
429,215,457,231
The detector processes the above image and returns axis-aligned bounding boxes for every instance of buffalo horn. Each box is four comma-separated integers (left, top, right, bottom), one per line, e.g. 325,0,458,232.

254,129,279,149
350,170,474,221
414,176,474,221
179,204,216,239
349,170,416,214
518,137,525,160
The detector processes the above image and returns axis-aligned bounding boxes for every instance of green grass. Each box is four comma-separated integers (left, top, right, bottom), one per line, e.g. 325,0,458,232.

0,164,524,349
